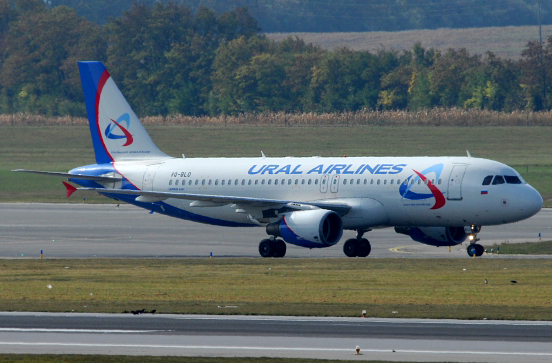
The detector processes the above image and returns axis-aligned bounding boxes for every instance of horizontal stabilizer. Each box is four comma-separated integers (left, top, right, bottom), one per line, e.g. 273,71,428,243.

12,169,122,182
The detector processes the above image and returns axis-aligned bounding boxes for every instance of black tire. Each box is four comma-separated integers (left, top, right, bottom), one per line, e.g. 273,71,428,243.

343,239,359,257
273,239,287,258
259,239,274,258
467,244,477,257
475,244,485,257
357,238,371,257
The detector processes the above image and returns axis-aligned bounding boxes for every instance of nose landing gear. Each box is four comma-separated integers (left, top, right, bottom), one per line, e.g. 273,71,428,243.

343,229,372,257
466,225,484,257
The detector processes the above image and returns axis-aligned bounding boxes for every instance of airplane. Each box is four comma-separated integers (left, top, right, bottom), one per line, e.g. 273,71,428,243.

14,61,543,258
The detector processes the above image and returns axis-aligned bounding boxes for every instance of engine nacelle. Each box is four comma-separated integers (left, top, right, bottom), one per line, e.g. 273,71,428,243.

266,209,343,248
395,226,467,247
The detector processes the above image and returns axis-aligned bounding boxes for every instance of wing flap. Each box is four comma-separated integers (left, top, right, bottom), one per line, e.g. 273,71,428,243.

75,187,351,215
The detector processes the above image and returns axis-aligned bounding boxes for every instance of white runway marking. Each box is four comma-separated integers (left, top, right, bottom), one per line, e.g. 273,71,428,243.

1,342,551,357
0,328,162,333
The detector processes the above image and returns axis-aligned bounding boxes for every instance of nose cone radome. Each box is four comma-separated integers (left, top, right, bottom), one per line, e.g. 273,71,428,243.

517,186,543,221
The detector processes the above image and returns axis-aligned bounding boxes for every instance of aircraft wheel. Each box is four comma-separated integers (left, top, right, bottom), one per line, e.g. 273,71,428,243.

343,239,359,257
357,238,371,257
475,243,485,257
259,239,274,258
273,239,287,258
467,244,477,257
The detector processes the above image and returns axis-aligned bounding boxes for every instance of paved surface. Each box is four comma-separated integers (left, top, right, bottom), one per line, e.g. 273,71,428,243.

1,313,551,362
1,203,550,258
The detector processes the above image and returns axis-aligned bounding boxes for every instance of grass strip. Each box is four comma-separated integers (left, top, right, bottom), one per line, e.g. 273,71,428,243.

485,240,552,255
1,258,551,320
0,356,434,363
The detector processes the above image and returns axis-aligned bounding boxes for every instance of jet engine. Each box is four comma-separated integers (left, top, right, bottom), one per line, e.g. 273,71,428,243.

395,226,467,247
266,209,343,248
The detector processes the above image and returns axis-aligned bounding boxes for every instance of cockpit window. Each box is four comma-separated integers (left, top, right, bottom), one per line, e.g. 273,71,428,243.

492,175,505,185
482,175,493,185
504,175,522,184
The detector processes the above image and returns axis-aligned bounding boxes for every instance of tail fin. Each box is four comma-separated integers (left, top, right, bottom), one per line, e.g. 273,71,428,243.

78,61,170,164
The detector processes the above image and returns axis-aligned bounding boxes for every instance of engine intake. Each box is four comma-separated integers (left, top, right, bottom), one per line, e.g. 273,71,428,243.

266,209,343,248
395,226,467,247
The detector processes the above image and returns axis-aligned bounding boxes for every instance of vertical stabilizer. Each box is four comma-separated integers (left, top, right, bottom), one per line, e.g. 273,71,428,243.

78,61,170,164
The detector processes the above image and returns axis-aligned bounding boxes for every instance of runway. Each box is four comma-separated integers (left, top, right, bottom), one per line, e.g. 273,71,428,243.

0,203,550,258
1,313,552,362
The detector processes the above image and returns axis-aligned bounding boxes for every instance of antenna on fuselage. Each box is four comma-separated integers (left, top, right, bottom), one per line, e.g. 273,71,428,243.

261,151,266,159
466,150,472,158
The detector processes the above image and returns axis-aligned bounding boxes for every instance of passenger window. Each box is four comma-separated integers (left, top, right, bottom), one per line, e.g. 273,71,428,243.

275,179,279,185
364,179,367,185
195,180,198,185
377,179,380,185
302,179,305,185
169,180,173,185
482,175,493,185
315,179,318,185
235,179,238,185
268,179,272,185
189,180,192,185
397,179,401,184
241,179,245,185
248,180,251,185
418,180,421,185
357,179,360,185
222,180,225,186
384,179,387,185
390,179,394,185
208,180,212,185
215,179,219,186
492,175,505,185
438,179,442,185
175,180,179,186
261,179,265,185
288,179,292,185
282,179,285,185
370,179,374,185
255,180,258,185
350,179,353,185
308,179,312,185
504,175,522,184
228,179,231,185
343,179,347,185
202,180,205,185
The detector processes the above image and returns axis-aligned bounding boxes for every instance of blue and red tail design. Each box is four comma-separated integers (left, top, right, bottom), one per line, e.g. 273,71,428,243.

78,61,169,164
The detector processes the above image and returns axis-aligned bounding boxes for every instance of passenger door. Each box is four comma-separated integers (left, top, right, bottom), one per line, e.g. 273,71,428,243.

447,165,468,200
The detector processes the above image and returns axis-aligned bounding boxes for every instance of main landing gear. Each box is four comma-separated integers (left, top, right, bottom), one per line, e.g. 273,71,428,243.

466,225,484,257
259,238,286,258
343,229,371,257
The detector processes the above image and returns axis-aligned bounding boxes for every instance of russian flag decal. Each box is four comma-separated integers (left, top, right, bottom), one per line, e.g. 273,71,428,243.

481,190,488,195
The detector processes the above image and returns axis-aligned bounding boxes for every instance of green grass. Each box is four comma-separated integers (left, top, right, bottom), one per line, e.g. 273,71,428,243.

1,125,552,204
0,356,433,363
485,240,552,255
1,258,552,320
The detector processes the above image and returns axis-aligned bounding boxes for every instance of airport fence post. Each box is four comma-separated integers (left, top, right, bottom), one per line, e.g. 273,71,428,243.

40,250,43,259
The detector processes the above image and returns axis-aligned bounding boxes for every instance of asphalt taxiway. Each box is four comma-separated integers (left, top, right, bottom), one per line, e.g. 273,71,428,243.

1,313,552,362
0,203,549,258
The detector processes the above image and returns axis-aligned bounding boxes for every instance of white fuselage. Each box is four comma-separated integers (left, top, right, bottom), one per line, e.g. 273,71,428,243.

102,156,542,230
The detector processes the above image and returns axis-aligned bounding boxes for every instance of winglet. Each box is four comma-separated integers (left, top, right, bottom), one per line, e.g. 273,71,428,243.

62,182,77,198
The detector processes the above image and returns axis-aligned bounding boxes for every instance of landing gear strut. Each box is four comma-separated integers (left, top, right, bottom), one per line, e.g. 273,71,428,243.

466,225,484,257
259,238,286,258
343,229,372,257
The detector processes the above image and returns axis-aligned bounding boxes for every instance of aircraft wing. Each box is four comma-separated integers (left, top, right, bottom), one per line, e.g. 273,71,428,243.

12,169,122,182
77,187,351,216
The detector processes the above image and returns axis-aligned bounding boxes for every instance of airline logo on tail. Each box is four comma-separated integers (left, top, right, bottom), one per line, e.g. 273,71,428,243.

399,163,446,210
104,113,133,146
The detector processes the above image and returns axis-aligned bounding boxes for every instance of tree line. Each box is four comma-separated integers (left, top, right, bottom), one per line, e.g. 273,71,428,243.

49,0,551,33
1,0,552,117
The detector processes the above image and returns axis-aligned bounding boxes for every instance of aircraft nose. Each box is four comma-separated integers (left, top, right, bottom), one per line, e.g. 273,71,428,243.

517,186,543,220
